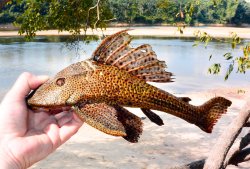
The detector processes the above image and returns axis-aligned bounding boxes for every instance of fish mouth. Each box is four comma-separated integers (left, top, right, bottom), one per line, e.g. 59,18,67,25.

30,106,72,114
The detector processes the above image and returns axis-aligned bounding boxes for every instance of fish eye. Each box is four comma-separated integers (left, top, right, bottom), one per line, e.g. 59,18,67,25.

56,78,65,86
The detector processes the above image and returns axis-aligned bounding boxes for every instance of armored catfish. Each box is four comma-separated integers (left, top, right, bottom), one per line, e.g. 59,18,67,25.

27,30,232,143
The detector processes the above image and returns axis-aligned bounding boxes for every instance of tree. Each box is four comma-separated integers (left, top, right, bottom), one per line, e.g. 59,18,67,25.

8,0,113,39
231,1,250,25
0,1,25,24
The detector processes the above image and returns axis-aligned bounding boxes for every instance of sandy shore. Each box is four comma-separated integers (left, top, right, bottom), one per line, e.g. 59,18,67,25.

0,26,250,39
28,86,250,169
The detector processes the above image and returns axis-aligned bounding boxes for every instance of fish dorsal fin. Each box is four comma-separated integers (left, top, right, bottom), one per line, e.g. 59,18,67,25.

91,29,132,64
91,30,173,83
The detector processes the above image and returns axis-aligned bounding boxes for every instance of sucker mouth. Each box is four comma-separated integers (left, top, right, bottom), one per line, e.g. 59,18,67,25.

31,106,72,114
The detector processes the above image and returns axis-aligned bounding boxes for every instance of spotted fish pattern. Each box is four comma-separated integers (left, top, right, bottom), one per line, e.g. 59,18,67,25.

27,30,232,143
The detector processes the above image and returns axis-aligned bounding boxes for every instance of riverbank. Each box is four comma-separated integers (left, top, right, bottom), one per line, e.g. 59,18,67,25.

0,26,250,39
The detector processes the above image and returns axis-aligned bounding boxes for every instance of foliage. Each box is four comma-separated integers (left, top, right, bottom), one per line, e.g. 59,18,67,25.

231,0,250,25
107,0,250,25
0,0,113,39
1,0,250,26
194,30,250,80
0,1,25,24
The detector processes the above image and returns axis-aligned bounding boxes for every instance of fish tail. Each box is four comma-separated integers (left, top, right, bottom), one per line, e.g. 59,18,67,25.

196,97,232,133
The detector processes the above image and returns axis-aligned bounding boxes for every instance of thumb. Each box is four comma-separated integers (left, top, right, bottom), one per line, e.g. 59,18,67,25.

3,72,49,103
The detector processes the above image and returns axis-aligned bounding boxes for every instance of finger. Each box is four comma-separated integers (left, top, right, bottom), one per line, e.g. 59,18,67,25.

43,123,61,150
54,111,69,120
72,111,83,123
58,113,83,143
55,111,73,128
30,111,58,131
5,72,49,102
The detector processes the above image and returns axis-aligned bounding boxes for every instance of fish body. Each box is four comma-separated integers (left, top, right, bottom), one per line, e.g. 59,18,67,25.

27,30,232,142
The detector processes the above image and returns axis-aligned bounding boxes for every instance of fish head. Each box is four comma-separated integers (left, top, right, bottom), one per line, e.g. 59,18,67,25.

27,60,95,110
27,76,73,108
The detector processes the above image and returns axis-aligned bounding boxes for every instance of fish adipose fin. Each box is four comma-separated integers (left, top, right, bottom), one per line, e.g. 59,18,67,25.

197,97,232,133
179,97,191,103
73,103,143,143
141,108,164,126
91,30,173,83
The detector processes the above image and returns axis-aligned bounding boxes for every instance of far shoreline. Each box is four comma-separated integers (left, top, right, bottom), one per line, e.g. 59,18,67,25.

0,26,250,39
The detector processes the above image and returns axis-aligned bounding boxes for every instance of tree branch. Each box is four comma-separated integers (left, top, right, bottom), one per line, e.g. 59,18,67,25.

85,0,101,31
171,100,250,169
170,159,205,169
223,131,250,167
229,147,250,165
170,130,250,169
204,108,250,169
244,120,250,127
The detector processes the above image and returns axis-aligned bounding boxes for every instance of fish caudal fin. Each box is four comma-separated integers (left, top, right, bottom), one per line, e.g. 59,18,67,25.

73,103,143,143
197,97,232,133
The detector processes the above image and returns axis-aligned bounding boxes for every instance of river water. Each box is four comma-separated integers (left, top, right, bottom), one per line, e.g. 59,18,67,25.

0,36,249,100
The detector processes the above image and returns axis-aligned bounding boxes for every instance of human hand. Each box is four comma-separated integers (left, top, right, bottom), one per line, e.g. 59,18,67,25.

0,72,83,169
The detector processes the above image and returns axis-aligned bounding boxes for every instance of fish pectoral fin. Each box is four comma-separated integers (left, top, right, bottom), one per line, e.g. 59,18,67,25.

73,103,143,143
141,108,164,126
73,103,126,137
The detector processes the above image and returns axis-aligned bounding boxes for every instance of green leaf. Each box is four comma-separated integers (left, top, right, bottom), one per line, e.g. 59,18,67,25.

192,41,199,47
208,63,221,75
232,42,236,49
224,63,234,80
209,54,212,61
223,53,233,60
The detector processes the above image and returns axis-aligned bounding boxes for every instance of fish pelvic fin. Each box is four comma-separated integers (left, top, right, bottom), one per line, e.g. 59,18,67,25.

141,108,164,126
73,103,143,143
91,29,173,83
197,97,232,133
114,105,143,143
